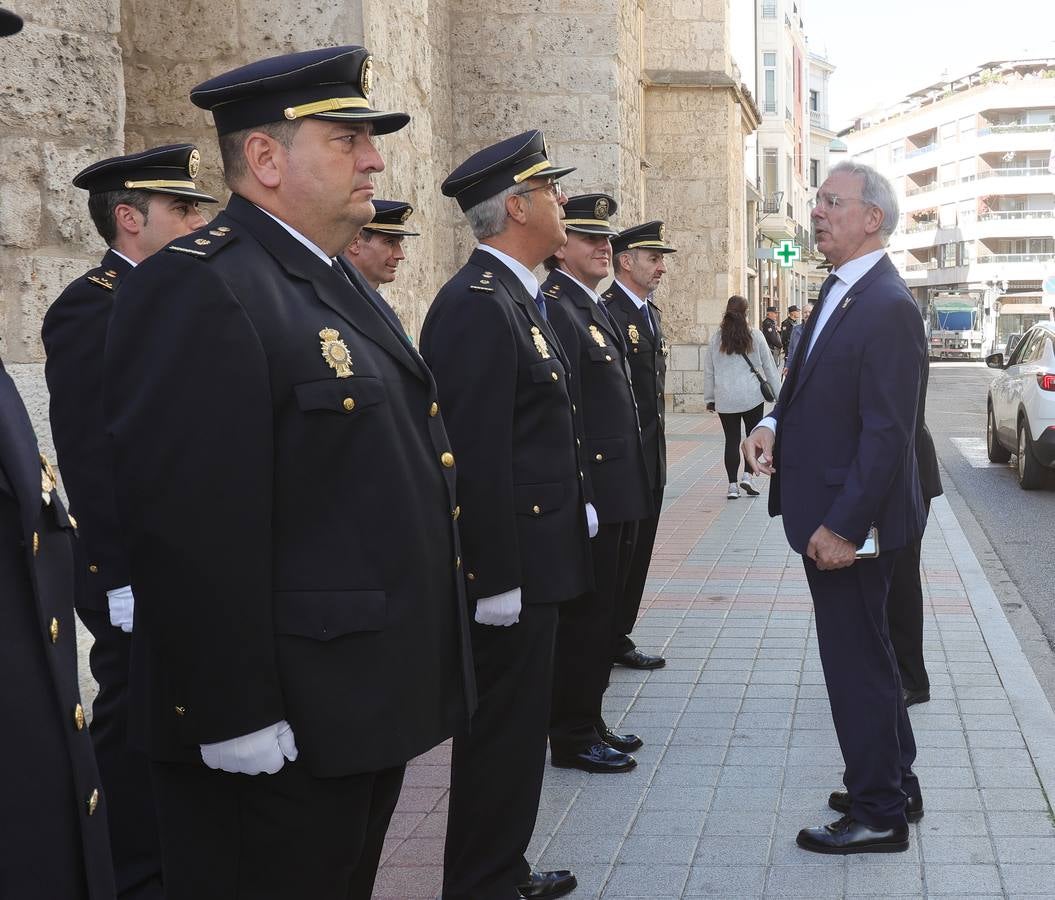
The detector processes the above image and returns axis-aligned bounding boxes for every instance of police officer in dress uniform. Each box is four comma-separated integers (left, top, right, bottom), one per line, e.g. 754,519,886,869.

343,198,419,292
604,221,676,670
42,143,217,900
1,14,116,899
102,46,474,900
543,195,653,773
420,131,591,900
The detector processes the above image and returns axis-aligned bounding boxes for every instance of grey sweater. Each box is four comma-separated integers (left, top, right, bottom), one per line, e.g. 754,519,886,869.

702,328,782,413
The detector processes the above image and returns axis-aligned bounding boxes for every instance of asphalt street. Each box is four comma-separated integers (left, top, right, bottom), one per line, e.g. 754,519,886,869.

926,361,1055,705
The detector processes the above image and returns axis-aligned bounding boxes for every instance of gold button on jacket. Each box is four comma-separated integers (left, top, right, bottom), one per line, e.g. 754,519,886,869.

49,617,60,644
441,451,455,468
342,397,355,411
74,703,85,731
86,788,100,816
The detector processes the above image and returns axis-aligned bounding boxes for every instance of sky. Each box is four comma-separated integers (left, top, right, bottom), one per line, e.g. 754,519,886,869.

800,0,1055,131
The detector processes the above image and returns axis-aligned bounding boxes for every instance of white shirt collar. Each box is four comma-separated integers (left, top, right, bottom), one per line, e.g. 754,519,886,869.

110,249,137,268
255,205,332,266
557,267,601,303
830,248,886,291
613,277,647,311
477,244,540,298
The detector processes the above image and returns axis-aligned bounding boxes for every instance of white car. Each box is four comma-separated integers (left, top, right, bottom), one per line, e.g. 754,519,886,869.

986,321,1055,489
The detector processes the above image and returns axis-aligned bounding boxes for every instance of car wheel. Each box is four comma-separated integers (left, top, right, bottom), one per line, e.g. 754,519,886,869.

1016,418,1046,490
987,404,1011,463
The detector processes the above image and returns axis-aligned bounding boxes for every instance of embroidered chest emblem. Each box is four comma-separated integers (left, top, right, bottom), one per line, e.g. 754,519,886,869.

319,327,353,378
627,324,640,345
589,325,607,348
530,326,551,360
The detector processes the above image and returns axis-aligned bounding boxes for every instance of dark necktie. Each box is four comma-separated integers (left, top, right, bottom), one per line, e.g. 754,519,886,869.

534,291,548,322
642,299,656,336
783,271,839,398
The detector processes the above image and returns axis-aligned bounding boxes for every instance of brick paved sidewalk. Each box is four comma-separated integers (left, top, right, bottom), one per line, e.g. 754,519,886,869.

373,413,1055,899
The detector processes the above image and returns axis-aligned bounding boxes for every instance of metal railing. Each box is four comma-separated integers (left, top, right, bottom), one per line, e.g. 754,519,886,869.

978,210,1055,221
905,261,939,271
978,122,1055,135
906,142,937,158
905,221,937,234
981,167,1053,178
809,109,828,128
906,183,938,196
977,253,1055,263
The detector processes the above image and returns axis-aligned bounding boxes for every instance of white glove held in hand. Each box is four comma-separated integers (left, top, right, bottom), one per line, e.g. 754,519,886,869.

106,585,135,633
200,720,298,775
474,587,522,627
585,502,599,539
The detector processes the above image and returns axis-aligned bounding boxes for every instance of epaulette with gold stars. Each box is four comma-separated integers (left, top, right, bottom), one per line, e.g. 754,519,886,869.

85,266,121,292
468,269,495,293
165,224,237,259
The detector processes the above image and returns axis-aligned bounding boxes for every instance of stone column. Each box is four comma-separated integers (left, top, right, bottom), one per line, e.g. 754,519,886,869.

642,0,758,412
0,3,126,453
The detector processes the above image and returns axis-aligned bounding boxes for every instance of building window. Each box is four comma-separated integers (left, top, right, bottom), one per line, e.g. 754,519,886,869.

763,53,776,114
809,89,819,112
763,148,778,196
762,1,777,18
809,158,818,187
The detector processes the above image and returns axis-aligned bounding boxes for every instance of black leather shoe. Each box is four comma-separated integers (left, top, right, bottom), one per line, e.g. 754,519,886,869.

828,789,923,823
517,869,578,899
612,647,666,669
551,742,637,773
601,726,643,753
797,814,909,854
903,686,930,707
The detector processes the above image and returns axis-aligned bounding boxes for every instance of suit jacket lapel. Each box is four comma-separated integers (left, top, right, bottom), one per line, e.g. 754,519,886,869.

553,270,623,351
225,197,425,382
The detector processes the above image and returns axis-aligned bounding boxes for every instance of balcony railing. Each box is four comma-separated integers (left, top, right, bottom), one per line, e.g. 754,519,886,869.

905,261,939,271
977,253,1055,264
906,143,937,159
978,122,1055,135
981,167,1053,178
906,183,938,196
809,109,828,129
763,100,776,114
905,221,937,234
978,210,1055,221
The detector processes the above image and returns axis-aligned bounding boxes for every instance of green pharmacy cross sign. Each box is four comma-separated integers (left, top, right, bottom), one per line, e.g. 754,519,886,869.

774,240,802,268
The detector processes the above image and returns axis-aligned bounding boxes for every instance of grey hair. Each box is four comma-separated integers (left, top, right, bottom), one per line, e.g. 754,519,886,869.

463,183,528,240
828,160,899,240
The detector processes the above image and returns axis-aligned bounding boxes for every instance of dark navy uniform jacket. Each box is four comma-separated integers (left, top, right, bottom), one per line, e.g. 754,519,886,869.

603,281,668,492
769,254,927,553
0,358,116,899
420,248,592,608
543,269,652,526
42,249,133,612
103,195,474,777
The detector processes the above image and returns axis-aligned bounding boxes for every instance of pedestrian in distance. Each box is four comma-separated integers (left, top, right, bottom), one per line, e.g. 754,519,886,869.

784,300,814,377
780,305,800,356
704,295,781,499
761,304,783,364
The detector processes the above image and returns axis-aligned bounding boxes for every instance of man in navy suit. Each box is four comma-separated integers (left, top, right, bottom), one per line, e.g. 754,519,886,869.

744,161,927,855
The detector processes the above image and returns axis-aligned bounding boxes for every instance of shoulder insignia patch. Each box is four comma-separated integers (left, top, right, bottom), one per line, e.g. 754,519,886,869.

166,224,237,259
601,288,616,301
469,272,495,293
84,268,117,292
544,287,561,299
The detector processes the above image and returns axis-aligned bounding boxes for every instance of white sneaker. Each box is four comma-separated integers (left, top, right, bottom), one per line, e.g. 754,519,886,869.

726,483,740,499
739,475,760,496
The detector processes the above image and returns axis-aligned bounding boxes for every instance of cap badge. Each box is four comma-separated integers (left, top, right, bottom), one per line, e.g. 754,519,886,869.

595,198,609,219
400,207,412,223
589,324,607,348
40,453,57,504
319,327,353,378
530,326,551,360
627,323,640,345
658,223,665,241
187,148,201,179
360,55,374,99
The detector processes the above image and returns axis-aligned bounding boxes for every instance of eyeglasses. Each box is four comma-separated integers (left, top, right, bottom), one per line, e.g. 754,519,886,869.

815,192,873,210
517,180,564,200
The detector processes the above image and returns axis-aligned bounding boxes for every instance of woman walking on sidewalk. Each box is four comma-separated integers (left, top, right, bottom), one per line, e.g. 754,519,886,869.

704,295,781,499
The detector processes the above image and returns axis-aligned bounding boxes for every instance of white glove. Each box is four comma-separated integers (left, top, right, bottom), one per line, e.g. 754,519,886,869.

474,587,522,627
200,720,298,776
585,502,599,539
106,585,135,634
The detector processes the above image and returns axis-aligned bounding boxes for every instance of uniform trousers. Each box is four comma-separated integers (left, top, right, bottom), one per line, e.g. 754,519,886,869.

804,553,920,829
78,607,163,900
886,503,931,693
151,758,405,900
614,487,664,657
443,603,559,900
550,522,632,752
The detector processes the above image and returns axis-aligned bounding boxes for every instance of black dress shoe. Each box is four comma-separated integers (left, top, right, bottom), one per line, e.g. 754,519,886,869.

517,869,577,899
600,726,643,753
797,814,909,854
551,742,637,773
903,686,930,707
828,789,923,823
612,647,666,669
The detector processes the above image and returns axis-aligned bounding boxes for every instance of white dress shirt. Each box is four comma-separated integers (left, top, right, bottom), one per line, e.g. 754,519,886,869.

255,205,332,266
111,249,138,268
758,249,887,436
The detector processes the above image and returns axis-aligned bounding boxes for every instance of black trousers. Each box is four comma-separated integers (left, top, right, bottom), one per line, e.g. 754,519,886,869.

151,758,405,900
614,487,664,656
550,522,631,753
443,603,559,900
887,503,931,693
718,403,764,484
78,607,163,900
805,553,919,829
